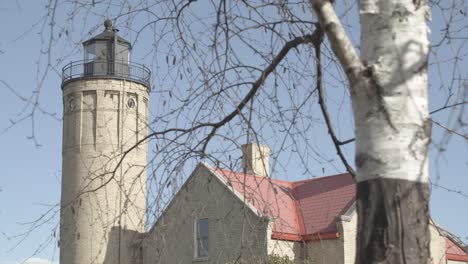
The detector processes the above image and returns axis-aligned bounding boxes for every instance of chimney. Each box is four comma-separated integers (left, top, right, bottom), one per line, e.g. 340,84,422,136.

242,143,270,176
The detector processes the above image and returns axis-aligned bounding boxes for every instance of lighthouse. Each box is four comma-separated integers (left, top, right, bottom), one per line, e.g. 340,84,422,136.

60,20,150,264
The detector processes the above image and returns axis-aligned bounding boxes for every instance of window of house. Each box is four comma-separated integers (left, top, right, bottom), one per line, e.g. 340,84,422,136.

195,218,209,258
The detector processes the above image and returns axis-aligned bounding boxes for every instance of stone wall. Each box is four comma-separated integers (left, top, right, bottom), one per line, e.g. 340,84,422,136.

266,226,299,261
302,208,447,264
61,79,148,264
448,260,468,264
304,238,343,264
340,213,357,264
143,164,269,264
430,224,447,264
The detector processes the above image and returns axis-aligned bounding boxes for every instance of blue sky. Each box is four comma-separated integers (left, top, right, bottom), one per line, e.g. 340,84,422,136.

0,0,467,263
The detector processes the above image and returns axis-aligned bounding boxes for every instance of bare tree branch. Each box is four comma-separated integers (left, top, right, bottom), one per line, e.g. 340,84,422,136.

84,29,324,194
313,26,356,178
430,101,468,115
309,0,363,83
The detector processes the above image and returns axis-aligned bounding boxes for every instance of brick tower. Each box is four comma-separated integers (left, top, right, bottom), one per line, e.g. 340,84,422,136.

60,20,149,264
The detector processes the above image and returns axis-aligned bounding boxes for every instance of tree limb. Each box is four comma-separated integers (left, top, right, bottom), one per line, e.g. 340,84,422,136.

197,29,325,153
309,0,363,84
83,29,325,194
313,26,356,178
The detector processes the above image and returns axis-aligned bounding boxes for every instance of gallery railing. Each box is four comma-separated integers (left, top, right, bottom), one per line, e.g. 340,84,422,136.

62,60,151,88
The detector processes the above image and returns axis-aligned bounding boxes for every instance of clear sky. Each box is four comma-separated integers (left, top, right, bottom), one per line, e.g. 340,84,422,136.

0,0,466,263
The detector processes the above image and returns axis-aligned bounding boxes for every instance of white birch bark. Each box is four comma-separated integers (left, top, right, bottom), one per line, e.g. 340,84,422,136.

355,0,431,183
311,0,431,183
311,0,432,262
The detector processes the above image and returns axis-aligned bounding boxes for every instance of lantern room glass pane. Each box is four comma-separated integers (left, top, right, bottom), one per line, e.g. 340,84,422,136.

84,41,109,76
84,45,96,61
84,42,108,62
115,43,130,63
115,43,130,76
94,42,108,62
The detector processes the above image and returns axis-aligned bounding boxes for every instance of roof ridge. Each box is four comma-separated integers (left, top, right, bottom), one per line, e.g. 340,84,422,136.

215,168,352,188
215,168,295,187
290,172,352,187
291,187,307,236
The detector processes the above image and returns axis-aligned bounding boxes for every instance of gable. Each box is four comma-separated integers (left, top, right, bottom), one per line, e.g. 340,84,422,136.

214,169,301,236
148,163,264,233
143,163,271,264
205,164,265,218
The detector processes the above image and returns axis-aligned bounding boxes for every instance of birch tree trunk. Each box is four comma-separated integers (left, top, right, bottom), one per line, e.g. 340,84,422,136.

311,0,432,263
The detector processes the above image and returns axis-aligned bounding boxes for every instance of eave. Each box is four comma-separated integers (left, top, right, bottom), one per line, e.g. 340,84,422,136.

271,231,340,242
447,253,468,262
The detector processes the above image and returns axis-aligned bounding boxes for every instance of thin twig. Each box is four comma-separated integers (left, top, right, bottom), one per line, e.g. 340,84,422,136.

313,26,356,178
431,119,468,140
83,30,325,194
430,101,468,115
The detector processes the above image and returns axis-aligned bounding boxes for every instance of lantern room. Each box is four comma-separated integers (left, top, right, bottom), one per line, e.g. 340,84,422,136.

61,20,150,89
82,19,131,76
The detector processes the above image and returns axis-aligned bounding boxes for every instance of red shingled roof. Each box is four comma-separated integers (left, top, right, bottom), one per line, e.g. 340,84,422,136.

446,237,468,261
210,166,466,261
214,169,356,241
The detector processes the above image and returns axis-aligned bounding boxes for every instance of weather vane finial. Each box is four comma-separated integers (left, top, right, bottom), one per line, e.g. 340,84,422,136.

104,19,112,31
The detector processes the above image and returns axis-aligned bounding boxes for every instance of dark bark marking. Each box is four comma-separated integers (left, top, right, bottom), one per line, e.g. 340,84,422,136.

364,66,398,131
407,117,431,159
355,153,383,169
423,118,432,139
356,178,431,264
413,0,422,10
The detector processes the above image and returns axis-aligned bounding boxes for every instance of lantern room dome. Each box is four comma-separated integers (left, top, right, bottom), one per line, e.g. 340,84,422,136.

82,19,131,49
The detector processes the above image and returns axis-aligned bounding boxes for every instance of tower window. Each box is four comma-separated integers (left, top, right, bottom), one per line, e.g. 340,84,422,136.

127,98,136,109
195,218,209,258
68,97,76,111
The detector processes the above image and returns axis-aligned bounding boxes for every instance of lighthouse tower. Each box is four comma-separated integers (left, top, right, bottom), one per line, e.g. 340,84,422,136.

60,20,150,264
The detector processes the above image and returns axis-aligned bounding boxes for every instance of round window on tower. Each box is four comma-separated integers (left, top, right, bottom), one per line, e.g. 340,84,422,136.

127,98,136,109
68,97,76,111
